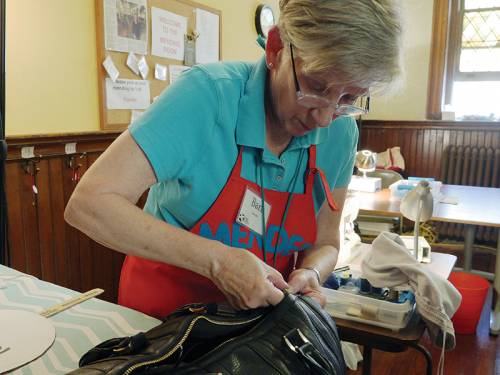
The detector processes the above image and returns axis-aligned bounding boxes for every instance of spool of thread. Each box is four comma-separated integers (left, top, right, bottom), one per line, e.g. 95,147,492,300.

359,278,371,294
386,290,399,302
340,271,351,286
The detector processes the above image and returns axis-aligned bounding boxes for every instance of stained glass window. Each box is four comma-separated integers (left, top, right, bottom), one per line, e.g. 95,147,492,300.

447,0,500,120
460,1,500,72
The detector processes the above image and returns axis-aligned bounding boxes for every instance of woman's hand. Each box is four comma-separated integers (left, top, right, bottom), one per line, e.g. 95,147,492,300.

210,248,288,310
287,268,326,307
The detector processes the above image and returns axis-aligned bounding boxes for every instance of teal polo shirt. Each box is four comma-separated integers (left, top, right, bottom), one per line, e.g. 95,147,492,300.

129,57,358,230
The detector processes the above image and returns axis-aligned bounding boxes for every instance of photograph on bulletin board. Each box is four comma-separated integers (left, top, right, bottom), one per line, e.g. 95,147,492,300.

104,0,149,55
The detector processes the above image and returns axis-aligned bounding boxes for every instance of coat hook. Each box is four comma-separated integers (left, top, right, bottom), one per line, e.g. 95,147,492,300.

66,152,87,170
21,158,41,206
21,158,40,176
67,152,86,183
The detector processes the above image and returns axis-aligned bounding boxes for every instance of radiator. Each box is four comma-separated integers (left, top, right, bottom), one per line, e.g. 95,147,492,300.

438,145,500,243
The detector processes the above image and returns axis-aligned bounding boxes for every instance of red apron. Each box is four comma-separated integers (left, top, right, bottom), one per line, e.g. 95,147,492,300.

118,145,337,318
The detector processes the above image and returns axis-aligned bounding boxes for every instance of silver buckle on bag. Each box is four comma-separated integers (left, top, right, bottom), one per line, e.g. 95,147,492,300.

283,329,310,353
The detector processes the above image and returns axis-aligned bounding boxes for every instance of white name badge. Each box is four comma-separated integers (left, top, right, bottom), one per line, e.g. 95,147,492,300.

236,187,271,236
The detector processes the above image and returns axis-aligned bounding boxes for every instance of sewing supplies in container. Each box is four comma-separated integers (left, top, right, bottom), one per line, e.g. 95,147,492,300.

322,268,416,331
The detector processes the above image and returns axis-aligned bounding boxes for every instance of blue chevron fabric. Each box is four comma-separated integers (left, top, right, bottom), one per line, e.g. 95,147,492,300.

0,265,160,374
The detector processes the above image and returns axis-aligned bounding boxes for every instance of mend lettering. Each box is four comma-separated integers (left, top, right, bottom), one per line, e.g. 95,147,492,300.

198,221,310,255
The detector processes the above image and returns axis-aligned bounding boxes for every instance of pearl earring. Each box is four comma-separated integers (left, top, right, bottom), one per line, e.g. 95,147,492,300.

267,62,274,69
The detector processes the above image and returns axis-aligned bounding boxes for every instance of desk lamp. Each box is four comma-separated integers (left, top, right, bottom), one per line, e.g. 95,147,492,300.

400,180,433,262
348,150,382,192
356,150,376,177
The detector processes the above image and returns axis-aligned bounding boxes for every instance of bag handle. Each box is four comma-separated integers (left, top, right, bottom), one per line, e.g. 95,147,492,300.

284,328,335,375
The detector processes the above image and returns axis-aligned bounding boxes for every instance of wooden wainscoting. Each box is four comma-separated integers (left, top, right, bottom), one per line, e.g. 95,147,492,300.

359,120,500,178
5,131,122,303
5,122,500,302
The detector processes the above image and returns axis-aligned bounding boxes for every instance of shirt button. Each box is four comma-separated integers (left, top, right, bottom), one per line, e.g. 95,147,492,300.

280,159,285,164
276,175,283,182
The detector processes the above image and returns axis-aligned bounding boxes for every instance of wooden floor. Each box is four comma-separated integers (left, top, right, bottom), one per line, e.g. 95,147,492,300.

347,247,499,375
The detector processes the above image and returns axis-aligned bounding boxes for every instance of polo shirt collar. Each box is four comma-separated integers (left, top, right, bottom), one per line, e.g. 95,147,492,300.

235,56,330,150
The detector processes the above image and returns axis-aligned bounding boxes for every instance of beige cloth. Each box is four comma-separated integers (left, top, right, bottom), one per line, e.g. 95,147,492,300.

340,342,363,371
376,146,405,171
361,232,461,350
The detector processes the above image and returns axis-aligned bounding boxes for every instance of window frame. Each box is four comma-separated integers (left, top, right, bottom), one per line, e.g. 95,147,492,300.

427,0,500,120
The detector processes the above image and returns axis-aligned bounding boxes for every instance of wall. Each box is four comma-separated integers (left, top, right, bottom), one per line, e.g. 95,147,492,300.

5,0,279,136
6,0,100,136
6,1,440,135
366,0,435,121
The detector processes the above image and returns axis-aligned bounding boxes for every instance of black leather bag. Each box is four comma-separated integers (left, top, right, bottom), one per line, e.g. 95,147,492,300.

68,293,346,375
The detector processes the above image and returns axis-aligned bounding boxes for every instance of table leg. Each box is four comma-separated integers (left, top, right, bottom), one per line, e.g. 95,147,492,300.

489,230,500,335
463,225,476,272
409,343,433,375
362,345,372,375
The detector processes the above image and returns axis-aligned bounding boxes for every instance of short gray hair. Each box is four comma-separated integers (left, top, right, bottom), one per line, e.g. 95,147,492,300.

277,0,403,90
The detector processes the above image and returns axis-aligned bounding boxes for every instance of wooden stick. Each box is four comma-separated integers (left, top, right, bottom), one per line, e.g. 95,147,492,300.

39,288,104,318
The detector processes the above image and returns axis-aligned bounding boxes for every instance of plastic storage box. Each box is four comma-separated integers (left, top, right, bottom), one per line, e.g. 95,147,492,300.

321,287,415,331
389,179,442,201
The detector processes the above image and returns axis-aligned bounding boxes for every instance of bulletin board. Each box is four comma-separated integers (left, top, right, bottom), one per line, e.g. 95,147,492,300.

95,0,222,130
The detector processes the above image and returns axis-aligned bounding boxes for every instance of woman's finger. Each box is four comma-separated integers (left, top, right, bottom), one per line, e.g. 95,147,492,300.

265,285,285,306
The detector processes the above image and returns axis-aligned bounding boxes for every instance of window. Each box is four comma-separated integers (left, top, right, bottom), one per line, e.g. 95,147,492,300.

428,0,500,121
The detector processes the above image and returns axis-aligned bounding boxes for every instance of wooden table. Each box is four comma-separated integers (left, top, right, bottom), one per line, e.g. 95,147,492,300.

353,184,500,334
337,315,430,375
332,249,456,375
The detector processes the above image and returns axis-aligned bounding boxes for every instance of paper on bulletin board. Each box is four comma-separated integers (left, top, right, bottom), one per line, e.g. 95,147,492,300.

126,52,140,75
151,7,187,61
169,65,190,84
103,55,119,82
137,56,149,79
104,0,148,55
155,63,168,81
195,8,219,64
105,78,150,110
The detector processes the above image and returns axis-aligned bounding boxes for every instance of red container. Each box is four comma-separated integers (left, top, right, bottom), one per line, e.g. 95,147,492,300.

449,272,490,334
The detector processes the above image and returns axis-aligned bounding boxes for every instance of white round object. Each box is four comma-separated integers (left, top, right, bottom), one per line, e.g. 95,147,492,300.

0,310,56,373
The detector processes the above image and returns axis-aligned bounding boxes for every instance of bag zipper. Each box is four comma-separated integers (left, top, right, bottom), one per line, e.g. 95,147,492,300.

123,315,263,375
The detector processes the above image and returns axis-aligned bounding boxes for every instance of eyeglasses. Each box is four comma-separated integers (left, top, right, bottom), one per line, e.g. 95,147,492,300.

289,44,370,117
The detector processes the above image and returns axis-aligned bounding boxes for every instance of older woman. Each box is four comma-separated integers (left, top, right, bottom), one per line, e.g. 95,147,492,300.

65,0,402,318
